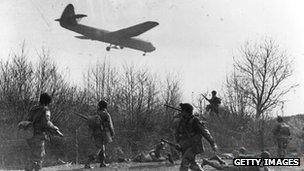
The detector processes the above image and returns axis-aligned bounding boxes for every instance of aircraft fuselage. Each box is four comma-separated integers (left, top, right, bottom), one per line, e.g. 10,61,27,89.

61,23,156,52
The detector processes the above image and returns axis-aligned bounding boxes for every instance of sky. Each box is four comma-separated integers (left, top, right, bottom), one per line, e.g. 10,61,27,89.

1,0,304,116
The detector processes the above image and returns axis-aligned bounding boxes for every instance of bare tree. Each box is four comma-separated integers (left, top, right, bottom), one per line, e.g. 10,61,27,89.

228,38,297,150
225,73,253,117
233,38,297,119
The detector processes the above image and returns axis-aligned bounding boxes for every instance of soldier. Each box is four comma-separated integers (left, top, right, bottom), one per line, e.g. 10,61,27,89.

272,116,291,158
24,93,63,171
203,90,221,115
301,127,304,152
84,100,115,169
176,103,218,171
149,142,165,160
132,152,152,162
149,141,174,164
113,147,129,163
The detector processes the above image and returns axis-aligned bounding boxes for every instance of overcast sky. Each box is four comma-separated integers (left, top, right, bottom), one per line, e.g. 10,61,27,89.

1,0,304,116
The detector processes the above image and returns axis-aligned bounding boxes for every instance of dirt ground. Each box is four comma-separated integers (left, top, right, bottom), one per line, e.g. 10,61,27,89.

2,157,304,171
41,162,304,171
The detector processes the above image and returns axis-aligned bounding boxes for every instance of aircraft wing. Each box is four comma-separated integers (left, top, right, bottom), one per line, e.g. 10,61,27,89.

75,36,89,39
108,21,158,39
75,35,97,41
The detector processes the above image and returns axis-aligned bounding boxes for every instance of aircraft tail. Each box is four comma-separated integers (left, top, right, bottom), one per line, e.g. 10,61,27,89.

55,4,87,26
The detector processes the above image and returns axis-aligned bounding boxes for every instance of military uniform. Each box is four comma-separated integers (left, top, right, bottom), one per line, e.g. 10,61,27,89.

206,96,221,114
149,142,165,160
25,105,61,171
85,106,114,168
176,103,217,171
301,128,304,152
148,142,174,163
272,121,291,158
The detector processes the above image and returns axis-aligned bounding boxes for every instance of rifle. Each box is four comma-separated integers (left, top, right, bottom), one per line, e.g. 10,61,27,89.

74,112,89,120
161,138,182,152
200,94,210,102
164,104,181,112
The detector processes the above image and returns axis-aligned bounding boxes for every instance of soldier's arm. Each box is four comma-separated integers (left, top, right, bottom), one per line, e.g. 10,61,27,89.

272,125,280,136
27,108,35,122
194,119,216,147
216,97,221,104
287,125,291,136
41,109,59,131
41,110,63,137
205,97,211,102
106,113,115,137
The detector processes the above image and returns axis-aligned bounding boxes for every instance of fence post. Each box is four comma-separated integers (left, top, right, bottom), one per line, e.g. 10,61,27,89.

75,129,79,164
0,144,3,167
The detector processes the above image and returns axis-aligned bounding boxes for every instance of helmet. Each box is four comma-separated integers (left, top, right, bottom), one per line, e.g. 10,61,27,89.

239,147,246,154
98,100,108,109
179,103,193,113
232,149,239,157
260,151,270,158
211,90,217,96
277,116,283,123
39,93,52,105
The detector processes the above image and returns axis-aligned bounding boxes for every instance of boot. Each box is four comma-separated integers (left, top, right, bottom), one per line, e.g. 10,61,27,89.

100,162,108,167
33,162,41,171
84,155,95,169
84,164,93,169
98,150,108,167
166,154,174,164
209,155,226,165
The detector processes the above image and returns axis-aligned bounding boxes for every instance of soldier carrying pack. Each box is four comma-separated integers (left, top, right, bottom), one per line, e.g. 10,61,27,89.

84,100,115,169
18,93,63,171
272,116,291,158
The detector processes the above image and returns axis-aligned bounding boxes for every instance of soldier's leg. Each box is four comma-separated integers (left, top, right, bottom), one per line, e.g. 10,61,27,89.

277,141,284,158
26,136,45,171
84,154,95,169
189,155,202,171
149,150,156,161
97,144,107,167
282,139,289,157
208,155,226,165
201,159,225,170
180,148,203,171
165,153,174,164
180,149,191,171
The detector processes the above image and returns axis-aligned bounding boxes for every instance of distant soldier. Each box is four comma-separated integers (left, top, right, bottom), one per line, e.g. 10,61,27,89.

84,100,115,169
272,116,291,158
202,90,221,115
112,147,126,162
149,142,166,160
149,141,174,164
301,127,304,152
175,103,217,171
132,152,152,162
22,93,63,171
